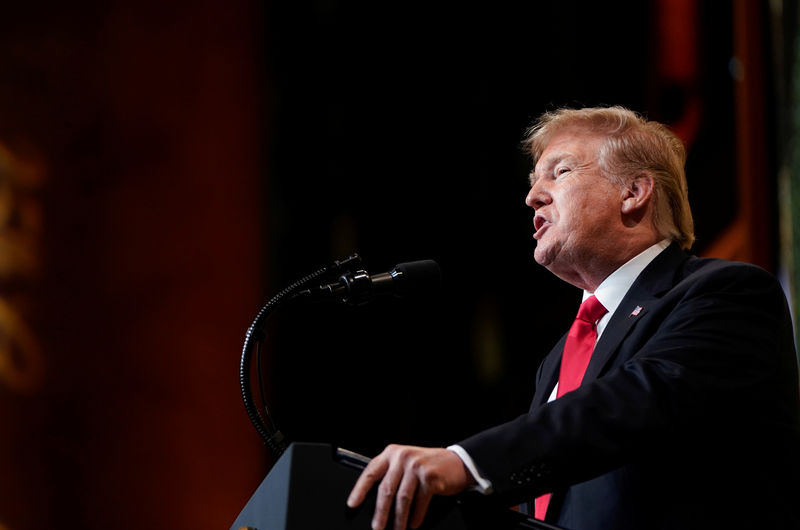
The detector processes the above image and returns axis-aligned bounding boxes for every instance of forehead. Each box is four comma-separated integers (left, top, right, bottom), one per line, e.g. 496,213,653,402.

534,130,604,170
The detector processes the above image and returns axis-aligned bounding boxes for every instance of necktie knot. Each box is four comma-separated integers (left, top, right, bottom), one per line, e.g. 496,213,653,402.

577,295,607,325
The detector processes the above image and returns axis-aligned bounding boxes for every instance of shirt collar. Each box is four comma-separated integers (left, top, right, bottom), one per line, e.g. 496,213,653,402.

584,239,671,318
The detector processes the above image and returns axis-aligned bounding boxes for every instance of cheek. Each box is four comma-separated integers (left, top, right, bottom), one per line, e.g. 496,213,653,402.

558,194,585,229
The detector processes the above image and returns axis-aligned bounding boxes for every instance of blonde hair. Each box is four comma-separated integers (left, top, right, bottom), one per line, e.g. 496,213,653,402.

523,106,695,250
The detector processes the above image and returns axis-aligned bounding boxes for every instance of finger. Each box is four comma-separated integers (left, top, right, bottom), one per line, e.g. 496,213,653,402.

409,490,433,530
392,471,420,530
347,456,389,508
372,463,405,530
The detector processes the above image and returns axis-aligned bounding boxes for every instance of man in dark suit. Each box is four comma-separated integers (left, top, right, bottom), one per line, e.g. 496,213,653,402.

347,106,800,530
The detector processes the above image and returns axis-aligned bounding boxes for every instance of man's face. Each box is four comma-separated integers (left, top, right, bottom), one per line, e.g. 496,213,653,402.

525,129,624,284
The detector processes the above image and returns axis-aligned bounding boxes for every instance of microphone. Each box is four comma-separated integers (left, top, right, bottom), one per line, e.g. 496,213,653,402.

307,259,441,305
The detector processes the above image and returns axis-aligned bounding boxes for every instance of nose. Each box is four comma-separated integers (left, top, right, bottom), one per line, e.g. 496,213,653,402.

525,180,550,210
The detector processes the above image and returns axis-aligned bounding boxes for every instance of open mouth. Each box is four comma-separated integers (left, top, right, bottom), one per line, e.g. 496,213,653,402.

533,214,550,238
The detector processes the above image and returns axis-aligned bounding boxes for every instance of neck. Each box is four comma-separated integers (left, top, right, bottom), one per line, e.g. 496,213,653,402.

559,234,663,292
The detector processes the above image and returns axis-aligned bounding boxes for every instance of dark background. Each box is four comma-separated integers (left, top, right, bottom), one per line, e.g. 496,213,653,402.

263,1,740,458
0,1,782,529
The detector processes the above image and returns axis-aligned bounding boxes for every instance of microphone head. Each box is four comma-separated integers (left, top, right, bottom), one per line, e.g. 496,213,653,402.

391,259,441,298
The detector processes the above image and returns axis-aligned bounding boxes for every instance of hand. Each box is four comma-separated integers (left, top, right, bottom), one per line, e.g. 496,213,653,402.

346,444,473,530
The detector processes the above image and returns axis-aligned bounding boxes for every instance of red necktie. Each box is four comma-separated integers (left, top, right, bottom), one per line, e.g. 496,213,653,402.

534,295,608,521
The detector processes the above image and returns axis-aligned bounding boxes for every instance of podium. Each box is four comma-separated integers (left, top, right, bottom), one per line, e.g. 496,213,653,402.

231,443,562,530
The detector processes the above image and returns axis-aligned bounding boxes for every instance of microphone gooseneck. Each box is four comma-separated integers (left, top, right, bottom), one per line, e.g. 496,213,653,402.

239,254,440,459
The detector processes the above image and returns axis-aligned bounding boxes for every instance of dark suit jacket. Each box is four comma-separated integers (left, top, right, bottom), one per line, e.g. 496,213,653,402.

459,243,800,529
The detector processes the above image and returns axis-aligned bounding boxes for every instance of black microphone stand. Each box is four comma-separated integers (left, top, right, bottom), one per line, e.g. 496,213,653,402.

239,254,362,459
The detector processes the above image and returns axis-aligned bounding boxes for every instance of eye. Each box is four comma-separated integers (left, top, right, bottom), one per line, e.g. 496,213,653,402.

555,166,570,177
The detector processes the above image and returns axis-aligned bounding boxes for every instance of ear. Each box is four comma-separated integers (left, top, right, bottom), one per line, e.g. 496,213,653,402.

620,173,654,215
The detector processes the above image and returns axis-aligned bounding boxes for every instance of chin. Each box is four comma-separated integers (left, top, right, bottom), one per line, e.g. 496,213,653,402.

533,247,553,267
535,245,573,280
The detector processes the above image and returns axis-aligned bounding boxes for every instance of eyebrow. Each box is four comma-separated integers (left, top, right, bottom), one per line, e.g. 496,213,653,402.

530,151,575,184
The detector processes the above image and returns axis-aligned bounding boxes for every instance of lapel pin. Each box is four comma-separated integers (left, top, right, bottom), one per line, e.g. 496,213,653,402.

630,305,643,317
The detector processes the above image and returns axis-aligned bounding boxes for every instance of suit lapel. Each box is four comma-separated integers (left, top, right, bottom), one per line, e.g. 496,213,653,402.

582,300,650,382
533,298,653,413
582,243,687,384
531,334,567,410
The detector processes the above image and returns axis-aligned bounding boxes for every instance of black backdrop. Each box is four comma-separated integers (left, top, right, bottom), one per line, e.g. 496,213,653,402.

257,1,738,459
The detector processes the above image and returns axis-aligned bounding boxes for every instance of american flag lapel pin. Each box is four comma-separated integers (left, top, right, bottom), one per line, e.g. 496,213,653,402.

630,305,643,317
